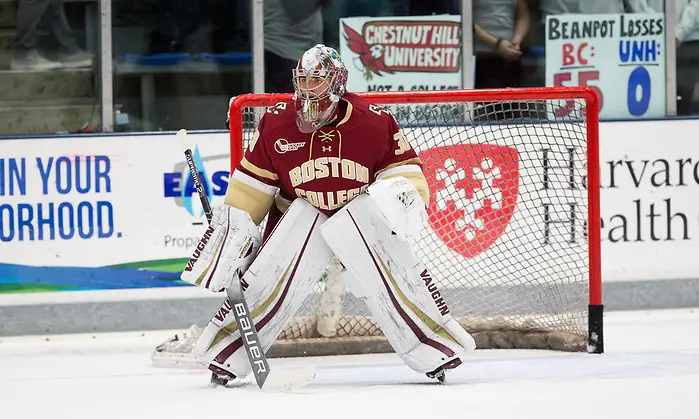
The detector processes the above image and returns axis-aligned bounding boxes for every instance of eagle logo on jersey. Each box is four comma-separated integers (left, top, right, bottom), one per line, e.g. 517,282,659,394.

420,145,520,258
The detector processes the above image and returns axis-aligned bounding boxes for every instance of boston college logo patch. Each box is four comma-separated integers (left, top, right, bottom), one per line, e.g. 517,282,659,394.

420,145,520,258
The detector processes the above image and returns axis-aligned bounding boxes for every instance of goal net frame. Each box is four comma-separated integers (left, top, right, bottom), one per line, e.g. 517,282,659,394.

228,86,603,356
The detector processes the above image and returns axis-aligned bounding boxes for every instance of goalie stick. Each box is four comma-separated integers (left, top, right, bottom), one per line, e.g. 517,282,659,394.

178,129,315,392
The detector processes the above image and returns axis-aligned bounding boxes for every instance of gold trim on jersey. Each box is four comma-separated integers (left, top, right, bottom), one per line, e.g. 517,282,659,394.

338,129,343,160
240,157,279,181
375,157,423,178
309,132,313,160
317,130,335,142
307,101,351,160
376,254,459,346
232,169,278,195
274,193,292,213
225,178,275,225
310,128,343,160
336,101,353,128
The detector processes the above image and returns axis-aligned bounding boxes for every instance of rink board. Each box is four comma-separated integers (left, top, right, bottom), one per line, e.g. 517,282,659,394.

1,120,699,325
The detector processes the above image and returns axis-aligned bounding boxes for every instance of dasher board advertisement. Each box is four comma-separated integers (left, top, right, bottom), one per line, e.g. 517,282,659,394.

3,120,699,296
0,132,231,294
339,15,462,93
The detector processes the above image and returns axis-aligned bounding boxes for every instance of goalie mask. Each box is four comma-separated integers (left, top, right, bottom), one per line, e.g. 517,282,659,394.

292,44,348,133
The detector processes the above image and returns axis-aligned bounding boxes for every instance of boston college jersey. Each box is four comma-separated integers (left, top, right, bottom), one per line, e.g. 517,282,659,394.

224,92,429,225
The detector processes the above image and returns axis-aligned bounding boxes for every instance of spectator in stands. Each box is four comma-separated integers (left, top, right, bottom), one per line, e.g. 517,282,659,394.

264,0,324,93
629,0,699,115
12,0,93,71
210,0,250,54
322,0,390,51
146,0,250,55
147,0,202,54
406,0,459,15
624,0,664,12
384,0,460,15
538,0,625,16
472,0,531,121
521,0,625,88
579,0,625,13
473,0,530,89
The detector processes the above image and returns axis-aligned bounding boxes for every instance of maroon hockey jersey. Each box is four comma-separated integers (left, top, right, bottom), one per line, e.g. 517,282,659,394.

224,92,428,224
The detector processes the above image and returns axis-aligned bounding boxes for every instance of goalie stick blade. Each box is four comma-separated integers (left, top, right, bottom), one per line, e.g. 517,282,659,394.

261,367,316,392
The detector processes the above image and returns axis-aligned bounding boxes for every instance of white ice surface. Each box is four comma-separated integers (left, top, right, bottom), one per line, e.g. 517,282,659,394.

1,308,697,419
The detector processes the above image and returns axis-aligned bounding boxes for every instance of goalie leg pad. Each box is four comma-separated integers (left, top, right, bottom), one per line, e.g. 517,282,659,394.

321,194,476,374
194,198,334,378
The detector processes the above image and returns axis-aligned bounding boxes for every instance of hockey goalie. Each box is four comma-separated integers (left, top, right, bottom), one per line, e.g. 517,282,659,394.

157,44,476,386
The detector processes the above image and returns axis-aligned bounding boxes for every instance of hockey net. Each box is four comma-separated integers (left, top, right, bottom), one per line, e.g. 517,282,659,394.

228,87,603,356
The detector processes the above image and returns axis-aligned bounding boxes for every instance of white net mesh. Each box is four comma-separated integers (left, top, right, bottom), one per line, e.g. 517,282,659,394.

235,95,592,355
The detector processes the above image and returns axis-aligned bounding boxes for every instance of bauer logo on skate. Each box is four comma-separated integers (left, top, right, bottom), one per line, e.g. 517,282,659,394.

420,145,520,259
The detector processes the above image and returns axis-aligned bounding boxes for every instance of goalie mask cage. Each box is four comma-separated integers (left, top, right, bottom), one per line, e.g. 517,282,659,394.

228,87,603,356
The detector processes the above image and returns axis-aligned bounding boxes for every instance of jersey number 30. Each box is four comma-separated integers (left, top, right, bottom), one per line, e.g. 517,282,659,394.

394,131,411,155
369,104,411,155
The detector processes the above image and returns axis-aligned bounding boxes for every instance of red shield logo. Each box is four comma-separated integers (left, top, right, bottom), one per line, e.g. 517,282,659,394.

420,145,520,258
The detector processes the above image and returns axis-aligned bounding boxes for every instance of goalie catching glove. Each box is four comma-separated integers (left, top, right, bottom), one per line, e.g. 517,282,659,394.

366,176,427,241
181,204,261,292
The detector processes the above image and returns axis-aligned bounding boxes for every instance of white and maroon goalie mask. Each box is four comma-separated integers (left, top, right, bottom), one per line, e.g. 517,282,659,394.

292,44,349,133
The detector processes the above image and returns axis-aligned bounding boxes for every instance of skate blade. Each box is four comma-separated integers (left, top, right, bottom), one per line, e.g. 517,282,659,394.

260,367,316,392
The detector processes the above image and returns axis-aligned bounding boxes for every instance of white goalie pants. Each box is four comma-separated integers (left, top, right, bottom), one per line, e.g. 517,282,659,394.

196,196,475,378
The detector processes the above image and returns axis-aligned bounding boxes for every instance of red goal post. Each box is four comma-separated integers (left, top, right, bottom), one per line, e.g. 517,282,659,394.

228,87,603,355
